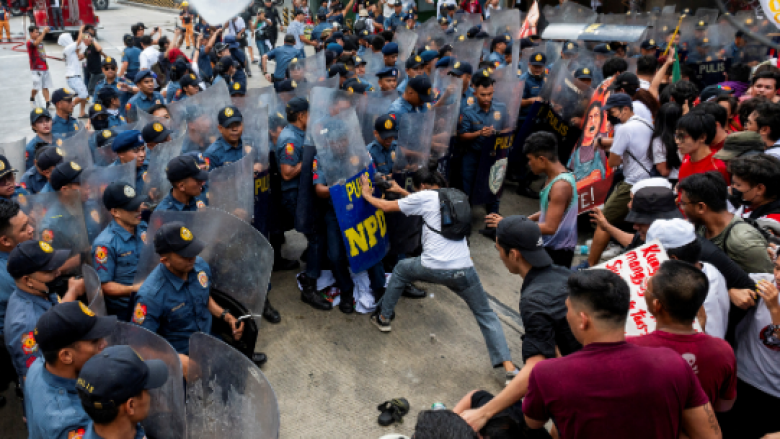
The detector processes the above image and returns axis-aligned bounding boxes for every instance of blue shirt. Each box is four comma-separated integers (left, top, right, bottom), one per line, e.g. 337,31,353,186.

368,140,398,174
487,51,506,67
111,158,148,191
92,220,148,318
397,76,408,93
459,101,508,152
25,135,50,170
25,358,91,439
155,190,206,212
51,114,80,136
39,181,54,193
311,22,332,42
165,80,181,104
107,113,127,128
725,42,746,64
93,78,120,102
0,251,14,337
387,13,404,29
132,257,212,354
126,91,165,123
276,124,307,191
20,166,48,194
4,288,59,379
197,46,213,81
266,44,301,80
212,74,228,87
387,96,428,117
39,201,85,251
121,46,142,80
84,423,146,439
460,87,475,113
519,71,545,117
203,136,246,169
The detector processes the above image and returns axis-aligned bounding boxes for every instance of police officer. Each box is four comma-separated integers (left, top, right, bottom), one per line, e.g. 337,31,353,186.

312,12,332,43
382,41,399,68
26,107,54,170
156,155,208,212
386,0,404,29
448,61,474,113
639,39,658,57
725,31,747,64
388,75,434,116
92,56,120,104
77,345,167,439
328,63,351,88
141,121,173,150
458,72,506,234
488,35,509,68
263,35,301,83
40,159,82,193
119,34,142,84
397,54,423,93
559,41,579,67
92,182,148,321
229,80,247,97
685,38,711,64
204,105,246,168
375,66,399,92
110,130,148,190
0,199,34,342
91,129,118,166
95,87,127,128
24,301,116,439
404,12,418,30
420,49,438,77
574,66,593,88
4,241,86,379
212,56,235,89
125,70,164,124
356,29,371,57
87,103,116,148
519,54,546,118
173,72,201,102
21,146,63,194
368,114,399,174
51,88,81,136
275,78,298,93
276,97,332,310
131,222,246,359
0,155,28,201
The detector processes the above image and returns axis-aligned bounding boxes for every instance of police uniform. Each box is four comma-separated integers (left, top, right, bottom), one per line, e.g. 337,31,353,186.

266,44,301,80
121,45,142,82
92,220,148,320
386,11,404,29
276,124,306,195
126,90,164,124
519,70,545,118
20,166,48,194
204,137,246,168
487,51,506,68
156,191,207,212
4,288,59,378
368,140,398,174
388,96,428,116
725,42,746,64
111,157,148,190
0,251,14,337
93,78,120,105
51,113,80,136
459,100,507,213
25,135,50,170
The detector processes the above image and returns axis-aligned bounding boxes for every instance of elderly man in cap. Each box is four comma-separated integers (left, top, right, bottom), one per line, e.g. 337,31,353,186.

0,155,28,202
132,222,248,366
110,130,148,190
4,241,88,380
156,155,208,212
388,75,434,116
51,88,81,136
26,107,54,170
125,70,164,124
92,182,148,321
21,146,63,195
77,345,168,439
23,301,116,439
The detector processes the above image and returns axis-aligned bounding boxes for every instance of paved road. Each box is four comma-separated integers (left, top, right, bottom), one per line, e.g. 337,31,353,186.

0,3,580,437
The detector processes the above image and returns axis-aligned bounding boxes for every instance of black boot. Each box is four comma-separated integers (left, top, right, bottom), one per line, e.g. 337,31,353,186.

299,274,332,310
263,297,281,324
252,352,268,367
338,293,355,314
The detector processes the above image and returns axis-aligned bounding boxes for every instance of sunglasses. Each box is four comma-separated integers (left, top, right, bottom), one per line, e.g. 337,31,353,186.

103,66,117,71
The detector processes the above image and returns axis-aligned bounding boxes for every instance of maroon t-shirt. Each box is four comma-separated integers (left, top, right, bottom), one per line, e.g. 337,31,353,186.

628,331,737,406
522,341,709,439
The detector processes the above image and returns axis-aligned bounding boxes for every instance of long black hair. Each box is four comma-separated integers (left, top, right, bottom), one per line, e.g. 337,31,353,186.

649,102,682,171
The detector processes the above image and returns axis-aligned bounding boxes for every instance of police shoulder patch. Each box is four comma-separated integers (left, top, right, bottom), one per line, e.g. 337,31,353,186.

133,303,147,324
95,246,108,264
198,271,208,288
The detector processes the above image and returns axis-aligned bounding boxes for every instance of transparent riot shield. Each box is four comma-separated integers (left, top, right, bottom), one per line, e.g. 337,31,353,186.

83,263,107,316
143,133,186,209
311,109,372,185
289,51,327,83
186,332,279,439
651,14,681,47
695,8,719,23
80,161,136,244
543,41,563,67
55,128,94,170
450,38,484,73
394,27,419,62
363,50,386,84
361,90,398,145
451,12,481,34
0,138,27,174
432,101,460,163
204,154,253,223
135,106,174,131
307,87,364,147
109,322,186,439
394,112,433,176
432,70,463,107
492,75,523,133
416,19,448,53
20,190,90,273
134,207,273,320
170,81,231,153
540,59,593,126
484,9,520,39
556,2,598,25
600,13,627,25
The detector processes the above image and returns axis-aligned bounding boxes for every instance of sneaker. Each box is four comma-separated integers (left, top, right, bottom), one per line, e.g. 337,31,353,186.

370,311,392,332
600,242,623,261
571,260,590,272
505,368,519,386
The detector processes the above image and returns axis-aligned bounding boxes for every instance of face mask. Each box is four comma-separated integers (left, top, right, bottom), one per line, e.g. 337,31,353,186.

607,114,622,127
92,119,110,130
729,188,753,207
531,73,543,80
107,108,119,116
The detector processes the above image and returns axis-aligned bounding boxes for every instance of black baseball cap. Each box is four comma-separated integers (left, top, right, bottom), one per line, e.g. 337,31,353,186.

180,72,200,89
286,96,309,115
610,72,640,92
96,129,118,149
640,39,658,50
528,52,546,66
136,22,147,29
284,34,296,44
229,81,247,96
406,54,424,69
101,56,118,67
700,84,734,102
625,187,683,224
448,60,472,76
142,121,172,144
166,155,209,182
466,26,481,38
77,345,168,409
52,88,76,104
328,63,349,78
0,155,19,180
374,114,399,139
89,103,109,119
50,161,83,190
36,146,64,170
35,301,116,353
342,78,373,93
574,67,593,80
275,79,298,92
7,240,72,278
603,93,633,111
496,215,552,268
103,181,147,211
30,107,52,124
154,221,205,257
97,86,119,104
218,106,243,127
407,76,434,103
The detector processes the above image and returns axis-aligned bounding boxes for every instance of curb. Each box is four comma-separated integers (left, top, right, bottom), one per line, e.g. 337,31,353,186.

116,0,178,13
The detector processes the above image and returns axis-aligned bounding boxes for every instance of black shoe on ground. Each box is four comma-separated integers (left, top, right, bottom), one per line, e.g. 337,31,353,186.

370,310,392,332
299,274,333,310
478,227,497,241
402,284,426,299
252,352,268,367
339,296,355,314
273,257,300,271
263,298,281,324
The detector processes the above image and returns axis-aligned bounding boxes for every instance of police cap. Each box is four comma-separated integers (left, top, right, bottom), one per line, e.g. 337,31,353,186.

275,79,297,92
101,56,118,67
328,63,350,78
89,103,109,119
7,240,71,279
166,155,209,183
51,88,76,104
448,61,473,76
382,42,399,55
228,81,247,96
95,129,118,149
342,78,373,93
574,67,593,80
180,72,200,89
286,96,310,114
97,86,119,104
374,114,399,139
36,146,64,170
133,70,156,84
284,34,296,44
407,76,434,103
327,42,344,55
354,55,367,66
641,39,658,50
420,50,438,63
435,56,452,68
112,130,145,153
406,54,424,69
376,67,398,78
0,155,18,180
593,43,614,54
528,52,546,66
466,25,481,38
103,181,147,211
154,221,206,257
49,161,83,190
142,121,172,144
218,106,243,127
30,107,51,125
35,301,116,352
77,345,168,410
562,41,579,54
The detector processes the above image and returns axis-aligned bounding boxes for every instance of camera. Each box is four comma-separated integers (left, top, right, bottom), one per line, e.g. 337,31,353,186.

373,172,403,201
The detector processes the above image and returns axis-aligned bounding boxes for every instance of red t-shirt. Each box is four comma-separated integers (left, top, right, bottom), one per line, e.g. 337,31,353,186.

678,151,730,185
27,40,48,71
460,0,482,14
627,331,737,406
710,138,725,153
522,342,709,439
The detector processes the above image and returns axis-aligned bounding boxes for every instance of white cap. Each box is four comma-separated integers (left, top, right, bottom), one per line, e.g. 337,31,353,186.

630,177,672,195
646,218,697,250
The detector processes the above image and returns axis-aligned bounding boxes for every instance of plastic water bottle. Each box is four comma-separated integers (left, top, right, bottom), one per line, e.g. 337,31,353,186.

440,203,453,226
431,402,447,410
578,245,590,255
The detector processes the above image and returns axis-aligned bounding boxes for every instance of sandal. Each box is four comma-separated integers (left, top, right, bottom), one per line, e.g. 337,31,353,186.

377,398,410,426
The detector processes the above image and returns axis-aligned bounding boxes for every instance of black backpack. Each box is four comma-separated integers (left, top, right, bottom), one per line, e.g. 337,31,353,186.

353,17,367,34
424,189,471,241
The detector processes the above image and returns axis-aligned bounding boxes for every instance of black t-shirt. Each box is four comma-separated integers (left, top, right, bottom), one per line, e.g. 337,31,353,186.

84,43,102,74
133,36,143,49
180,10,192,24
264,6,280,28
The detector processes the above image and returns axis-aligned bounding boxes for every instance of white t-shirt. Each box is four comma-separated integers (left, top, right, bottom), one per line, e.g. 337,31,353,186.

639,78,651,90
397,190,473,270
139,46,160,70
382,2,394,17
765,143,780,160
287,20,305,50
701,262,729,340
632,100,653,124
651,137,680,180
223,17,246,38
485,4,500,18
736,288,780,398
62,42,82,77
610,115,654,185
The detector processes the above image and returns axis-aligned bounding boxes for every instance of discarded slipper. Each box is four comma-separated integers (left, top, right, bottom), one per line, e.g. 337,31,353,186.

377,398,410,426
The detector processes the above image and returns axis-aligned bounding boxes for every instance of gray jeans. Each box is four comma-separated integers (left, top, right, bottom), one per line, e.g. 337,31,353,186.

379,257,512,367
